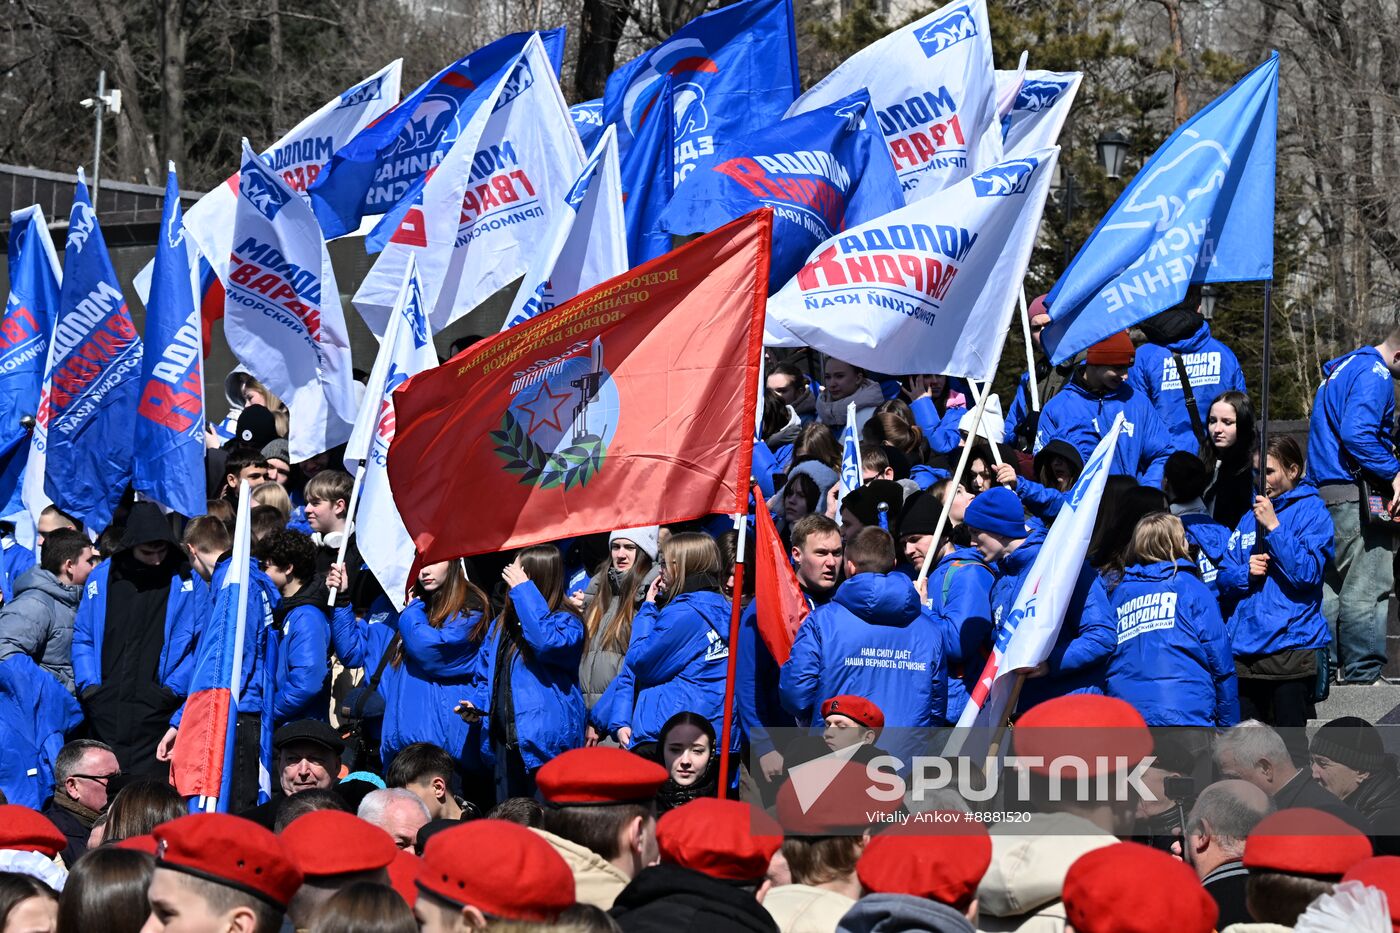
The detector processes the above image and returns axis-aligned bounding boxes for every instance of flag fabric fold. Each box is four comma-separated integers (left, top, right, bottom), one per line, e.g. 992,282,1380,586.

387,209,772,564
619,79,676,265
133,165,206,517
765,149,1060,382
1042,53,1278,363
753,484,809,665
997,68,1082,159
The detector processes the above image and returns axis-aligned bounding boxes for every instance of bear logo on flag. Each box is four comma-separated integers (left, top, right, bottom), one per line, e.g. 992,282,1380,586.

915,6,978,58
243,164,289,220
970,158,1040,197
491,337,618,489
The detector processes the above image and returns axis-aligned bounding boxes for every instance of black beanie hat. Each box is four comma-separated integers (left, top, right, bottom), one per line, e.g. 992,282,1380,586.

235,404,278,451
842,480,905,530
1309,716,1388,774
897,491,942,539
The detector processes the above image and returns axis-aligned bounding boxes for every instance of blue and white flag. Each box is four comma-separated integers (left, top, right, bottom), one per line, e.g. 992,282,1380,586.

43,173,144,531
502,126,627,330
1043,53,1278,364
0,207,61,520
310,30,566,239
788,0,1002,204
838,400,861,501
604,0,799,184
355,35,585,335
766,149,1059,382
133,165,205,518
226,141,357,462
344,258,437,609
659,89,903,290
570,98,606,152
997,68,1081,159
619,79,675,264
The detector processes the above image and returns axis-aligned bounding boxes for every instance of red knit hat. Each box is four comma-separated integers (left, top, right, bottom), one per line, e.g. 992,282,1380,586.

1064,842,1217,933
418,820,573,921
658,798,783,882
279,810,398,877
1085,331,1135,366
1244,808,1373,877
821,695,885,729
0,806,67,858
536,747,668,806
153,813,303,908
1013,695,1153,777
856,822,992,911
1343,856,1400,932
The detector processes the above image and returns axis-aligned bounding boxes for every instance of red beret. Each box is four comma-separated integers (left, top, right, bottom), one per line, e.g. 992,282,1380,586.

776,763,899,835
1064,842,1217,933
1085,331,1135,366
387,849,420,908
153,813,303,908
418,820,573,921
658,798,783,882
855,821,992,911
279,810,398,877
115,834,159,855
1343,857,1400,932
821,695,884,729
536,747,668,806
0,806,67,858
1014,695,1153,777
1244,808,1373,877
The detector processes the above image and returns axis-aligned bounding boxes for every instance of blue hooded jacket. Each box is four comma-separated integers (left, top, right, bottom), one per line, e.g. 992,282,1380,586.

471,581,586,771
1105,559,1239,726
1218,484,1334,657
988,528,1115,710
0,653,81,808
735,586,834,759
271,583,332,725
1178,510,1231,598
1305,347,1400,487
597,589,733,748
925,547,994,724
330,602,483,766
1128,322,1247,451
909,396,967,455
780,573,947,727
1035,377,1177,487
72,560,208,697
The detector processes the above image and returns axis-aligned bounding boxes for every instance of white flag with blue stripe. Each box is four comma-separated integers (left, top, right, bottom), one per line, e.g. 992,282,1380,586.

838,400,861,501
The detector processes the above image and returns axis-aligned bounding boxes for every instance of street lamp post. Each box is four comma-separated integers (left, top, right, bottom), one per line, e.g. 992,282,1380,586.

1199,284,1220,321
1096,130,1130,180
79,71,122,201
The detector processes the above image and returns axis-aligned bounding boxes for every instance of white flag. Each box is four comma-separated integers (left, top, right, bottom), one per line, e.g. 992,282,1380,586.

354,34,586,335
952,414,1124,744
344,258,437,609
501,125,627,330
766,148,1058,382
225,140,357,462
786,0,1002,203
997,68,1082,159
135,62,401,302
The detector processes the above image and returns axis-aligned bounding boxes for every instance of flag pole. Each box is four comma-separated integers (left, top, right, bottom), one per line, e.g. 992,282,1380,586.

916,383,997,586
966,381,1004,467
327,460,366,606
717,504,749,798
1018,286,1040,411
1256,279,1272,496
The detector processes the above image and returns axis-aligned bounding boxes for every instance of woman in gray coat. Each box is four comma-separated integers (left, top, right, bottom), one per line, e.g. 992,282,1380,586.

580,526,660,743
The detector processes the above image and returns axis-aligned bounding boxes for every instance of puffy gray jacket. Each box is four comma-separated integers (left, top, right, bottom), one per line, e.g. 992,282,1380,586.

0,567,81,694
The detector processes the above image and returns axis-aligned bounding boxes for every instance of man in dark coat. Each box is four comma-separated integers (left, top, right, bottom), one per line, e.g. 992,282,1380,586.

41,739,119,866
1180,779,1273,929
1310,717,1400,853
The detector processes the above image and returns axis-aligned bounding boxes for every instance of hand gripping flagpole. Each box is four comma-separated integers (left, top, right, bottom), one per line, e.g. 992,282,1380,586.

916,383,998,586
1257,279,1272,497
327,461,366,606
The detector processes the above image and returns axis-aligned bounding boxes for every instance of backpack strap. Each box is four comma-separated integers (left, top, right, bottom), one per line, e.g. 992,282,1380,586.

1171,351,1207,453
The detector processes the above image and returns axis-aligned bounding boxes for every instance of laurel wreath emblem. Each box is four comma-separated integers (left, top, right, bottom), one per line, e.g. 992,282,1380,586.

491,412,606,490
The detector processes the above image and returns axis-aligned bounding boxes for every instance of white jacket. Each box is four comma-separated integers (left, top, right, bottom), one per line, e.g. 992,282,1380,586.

975,813,1117,933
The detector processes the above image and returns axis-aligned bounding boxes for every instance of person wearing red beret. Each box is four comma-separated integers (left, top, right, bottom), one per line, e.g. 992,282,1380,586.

1062,841,1218,933
534,747,669,909
1342,856,1400,933
837,821,992,933
412,819,575,932
1232,806,1374,931
977,695,1152,932
1032,330,1176,487
819,696,884,755
278,809,399,929
612,798,783,933
145,813,303,933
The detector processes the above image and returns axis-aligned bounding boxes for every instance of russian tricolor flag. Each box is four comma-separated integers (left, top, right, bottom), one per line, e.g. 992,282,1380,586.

170,481,253,811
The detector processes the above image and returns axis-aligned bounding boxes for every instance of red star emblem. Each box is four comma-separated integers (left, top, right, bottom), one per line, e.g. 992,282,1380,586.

517,380,573,435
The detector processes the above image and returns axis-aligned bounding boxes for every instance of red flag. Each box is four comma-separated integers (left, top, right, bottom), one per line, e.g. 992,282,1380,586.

388,209,771,562
753,485,809,665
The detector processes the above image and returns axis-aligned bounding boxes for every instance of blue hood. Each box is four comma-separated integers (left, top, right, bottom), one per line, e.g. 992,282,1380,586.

1166,320,1214,354
833,573,920,626
998,526,1046,577
1121,558,1199,585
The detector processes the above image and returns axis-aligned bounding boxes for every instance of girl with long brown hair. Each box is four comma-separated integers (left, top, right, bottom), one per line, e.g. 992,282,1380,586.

580,528,660,744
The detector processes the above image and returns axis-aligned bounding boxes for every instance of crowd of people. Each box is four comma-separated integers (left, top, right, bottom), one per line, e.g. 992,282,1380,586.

1,291,1400,931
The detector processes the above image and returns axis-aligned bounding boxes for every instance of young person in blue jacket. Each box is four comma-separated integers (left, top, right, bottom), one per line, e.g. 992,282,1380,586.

597,532,733,752
907,373,968,456
966,487,1116,712
1105,513,1239,726
325,557,492,774
458,545,585,801
1219,435,1335,727
73,502,208,779
780,526,947,736
1035,331,1177,487
1163,451,1232,598
258,529,331,725
995,439,1084,527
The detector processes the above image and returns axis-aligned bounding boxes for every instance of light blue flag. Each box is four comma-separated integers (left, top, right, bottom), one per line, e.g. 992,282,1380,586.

133,165,205,518
1042,53,1278,364
839,401,861,501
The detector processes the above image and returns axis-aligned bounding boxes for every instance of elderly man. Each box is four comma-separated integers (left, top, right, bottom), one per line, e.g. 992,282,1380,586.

1179,780,1273,928
1214,720,1372,834
42,739,119,865
358,788,431,853
240,720,345,830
